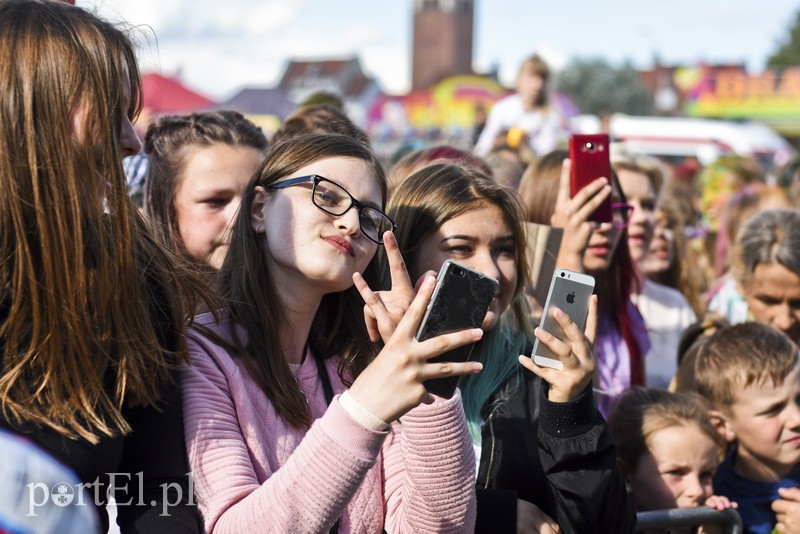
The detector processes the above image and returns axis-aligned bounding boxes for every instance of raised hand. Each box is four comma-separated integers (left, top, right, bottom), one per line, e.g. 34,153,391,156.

774,487,800,533
518,295,598,403
348,274,484,423
353,231,416,343
550,159,611,272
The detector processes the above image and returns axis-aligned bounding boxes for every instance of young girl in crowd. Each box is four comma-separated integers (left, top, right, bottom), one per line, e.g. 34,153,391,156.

143,110,267,270
474,55,565,158
519,150,650,416
0,1,205,530
609,388,736,528
385,162,635,533
181,134,480,533
612,151,697,389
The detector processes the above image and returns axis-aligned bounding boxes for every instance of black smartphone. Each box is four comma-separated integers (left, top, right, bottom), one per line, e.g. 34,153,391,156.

415,260,498,398
569,133,613,224
531,268,595,369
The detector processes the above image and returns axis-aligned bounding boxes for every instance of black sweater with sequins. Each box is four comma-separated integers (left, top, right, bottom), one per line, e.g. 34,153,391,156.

474,370,636,534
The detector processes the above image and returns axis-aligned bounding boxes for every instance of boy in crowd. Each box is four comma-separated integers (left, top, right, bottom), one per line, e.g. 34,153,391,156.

693,322,800,534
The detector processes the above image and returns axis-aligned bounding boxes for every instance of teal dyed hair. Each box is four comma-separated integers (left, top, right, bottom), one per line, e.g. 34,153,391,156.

386,161,536,442
460,306,529,442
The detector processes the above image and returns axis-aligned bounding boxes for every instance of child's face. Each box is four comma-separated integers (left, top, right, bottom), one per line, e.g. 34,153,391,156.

723,365,800,480
253,156,381,296
629,424,716,511
173,143,263,269
410,203,518,332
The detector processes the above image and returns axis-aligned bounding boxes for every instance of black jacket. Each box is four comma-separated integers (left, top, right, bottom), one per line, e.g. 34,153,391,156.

0,254,200,533
474,370,636,534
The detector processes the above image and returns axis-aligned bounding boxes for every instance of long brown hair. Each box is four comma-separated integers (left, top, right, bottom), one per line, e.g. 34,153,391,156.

213,133,387,428
0,0,205,443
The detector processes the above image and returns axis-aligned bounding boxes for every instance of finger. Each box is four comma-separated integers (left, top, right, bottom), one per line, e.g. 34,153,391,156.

417,328,484,359
394,274,438,337
518,354,559,381
353,271,390,318
570,176,609,206
353,271,379,305
414,270,437,293
572,183,611,222
584,294,598,346
778,487,800,501
551,306,586,347
383,231,414,292
362,305,381,342
418,359,484,380
773,499,790,514
533,324,572,363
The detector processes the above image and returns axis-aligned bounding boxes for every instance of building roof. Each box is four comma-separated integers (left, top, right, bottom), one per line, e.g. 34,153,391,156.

140,72,215,114
277,56,379,100
216,87,296,119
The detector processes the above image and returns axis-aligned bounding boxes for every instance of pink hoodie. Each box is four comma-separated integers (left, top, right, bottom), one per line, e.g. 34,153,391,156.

182,310,476,533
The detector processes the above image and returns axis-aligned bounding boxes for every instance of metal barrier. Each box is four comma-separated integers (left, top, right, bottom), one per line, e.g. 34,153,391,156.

635,507,743,533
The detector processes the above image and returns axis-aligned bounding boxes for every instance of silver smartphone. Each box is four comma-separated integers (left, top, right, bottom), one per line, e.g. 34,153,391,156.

415,259,498,398
531,268,595,370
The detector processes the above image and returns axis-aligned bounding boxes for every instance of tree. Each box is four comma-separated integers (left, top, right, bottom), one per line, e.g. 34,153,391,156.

768,9,800,66
555,57,653,116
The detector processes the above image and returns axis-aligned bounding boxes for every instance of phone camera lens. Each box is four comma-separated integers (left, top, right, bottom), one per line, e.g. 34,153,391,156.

560,272,565,277
454,267,465,277
585,142,595,151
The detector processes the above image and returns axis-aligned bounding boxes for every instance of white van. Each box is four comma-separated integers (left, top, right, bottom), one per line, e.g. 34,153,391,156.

570,114,796,174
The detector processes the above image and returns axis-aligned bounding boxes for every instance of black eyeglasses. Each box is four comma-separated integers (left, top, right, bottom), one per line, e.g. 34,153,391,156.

612,202,634,230
268,175,396,244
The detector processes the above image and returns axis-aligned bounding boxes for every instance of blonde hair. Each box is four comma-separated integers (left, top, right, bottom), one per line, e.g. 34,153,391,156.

693,322,798,412
609,388,722,475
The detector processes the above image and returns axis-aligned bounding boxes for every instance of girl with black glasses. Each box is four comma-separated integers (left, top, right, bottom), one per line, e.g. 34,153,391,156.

182,133,480,533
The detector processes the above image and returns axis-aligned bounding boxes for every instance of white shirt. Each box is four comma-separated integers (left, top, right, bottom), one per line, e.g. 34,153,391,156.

474,94,565,157
633,279,697,389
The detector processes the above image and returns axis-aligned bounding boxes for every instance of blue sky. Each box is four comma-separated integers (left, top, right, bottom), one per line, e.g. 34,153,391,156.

77,0,800,101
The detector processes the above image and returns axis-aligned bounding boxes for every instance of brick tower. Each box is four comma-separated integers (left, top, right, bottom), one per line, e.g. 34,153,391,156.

411,0,474,90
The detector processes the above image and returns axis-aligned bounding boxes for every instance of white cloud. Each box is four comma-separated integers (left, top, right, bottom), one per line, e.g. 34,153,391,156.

75,0,800,102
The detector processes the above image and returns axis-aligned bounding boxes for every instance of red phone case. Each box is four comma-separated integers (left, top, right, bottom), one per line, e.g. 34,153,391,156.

569,134,613,224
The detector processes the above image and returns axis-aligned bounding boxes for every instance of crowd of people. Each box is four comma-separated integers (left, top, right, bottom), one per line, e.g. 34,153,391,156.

3,1,800,533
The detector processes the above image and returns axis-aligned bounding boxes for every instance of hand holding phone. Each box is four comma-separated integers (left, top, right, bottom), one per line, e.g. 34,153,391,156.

521,270,598,403
531,269,595,370
569,134,612,224
347,274,485,423
416,260,498,398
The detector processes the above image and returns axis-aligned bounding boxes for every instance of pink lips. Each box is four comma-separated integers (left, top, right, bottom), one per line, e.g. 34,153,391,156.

784,435,800,446
324,235,354,256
